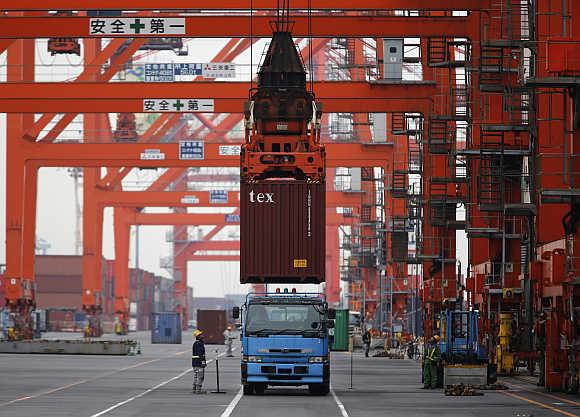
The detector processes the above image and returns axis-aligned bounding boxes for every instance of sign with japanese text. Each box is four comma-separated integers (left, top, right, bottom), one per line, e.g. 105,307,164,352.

145,63,174,82
210,190,229,204
218,145,241,156
179,140,204,160
180,195,199,205
89,18,186,36
140,149,165,160
202,63,236,78
143,99,214,113
225,214,240,223
174,63,203,76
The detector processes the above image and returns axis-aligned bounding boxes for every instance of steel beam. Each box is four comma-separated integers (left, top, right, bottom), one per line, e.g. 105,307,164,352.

22,142,394,168
131,211,352,225
187,255,240,261
92,190,363,208
0,15,476,38
0,81,435,114
1,0,489,10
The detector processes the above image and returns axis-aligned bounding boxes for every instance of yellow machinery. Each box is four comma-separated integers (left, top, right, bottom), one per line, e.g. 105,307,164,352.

496,313,515,375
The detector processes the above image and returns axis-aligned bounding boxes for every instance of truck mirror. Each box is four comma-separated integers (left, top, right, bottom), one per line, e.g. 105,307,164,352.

327,320,335,329
232,306,240,319
328,308,336,320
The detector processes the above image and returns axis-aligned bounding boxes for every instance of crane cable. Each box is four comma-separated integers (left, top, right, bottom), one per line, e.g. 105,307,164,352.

250,0,254,90
308,0,313,92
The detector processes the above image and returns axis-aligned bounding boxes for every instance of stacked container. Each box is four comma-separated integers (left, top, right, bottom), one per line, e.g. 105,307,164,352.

151,312,182,344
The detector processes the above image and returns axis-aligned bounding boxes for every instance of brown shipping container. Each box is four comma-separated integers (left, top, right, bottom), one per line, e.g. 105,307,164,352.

196,310,227,344
240,180,325,284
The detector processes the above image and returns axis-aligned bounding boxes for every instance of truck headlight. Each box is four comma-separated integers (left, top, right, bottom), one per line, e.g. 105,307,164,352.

247,356,263,363
309,356,324,363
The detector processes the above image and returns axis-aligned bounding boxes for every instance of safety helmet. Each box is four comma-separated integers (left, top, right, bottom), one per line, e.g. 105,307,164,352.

193,329,203,337
433,335,440,342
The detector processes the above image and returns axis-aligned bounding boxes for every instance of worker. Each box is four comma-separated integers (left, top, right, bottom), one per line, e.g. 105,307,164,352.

362,328,372,357
396,332,403,349
422,335,441,389
407,338,416,359
223,324,235,357
192,329,207,394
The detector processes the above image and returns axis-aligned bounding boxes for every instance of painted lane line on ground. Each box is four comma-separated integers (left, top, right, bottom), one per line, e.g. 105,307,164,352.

502,391,579,417
219,387,244,417
0,350,189,407
505,381,580,407
90,368,194,417
331,388,350,417
90,348,235,417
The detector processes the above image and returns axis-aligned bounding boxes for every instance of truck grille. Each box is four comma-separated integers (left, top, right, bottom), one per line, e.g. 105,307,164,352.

261,366,276,374
294,366,308,374
269,348,303,353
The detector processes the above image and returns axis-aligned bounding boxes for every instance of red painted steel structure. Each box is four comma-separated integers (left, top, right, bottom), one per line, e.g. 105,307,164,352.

0,9,450,340
2,3,577,395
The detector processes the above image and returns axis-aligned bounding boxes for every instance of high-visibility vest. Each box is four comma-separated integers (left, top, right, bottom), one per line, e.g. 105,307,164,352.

426,347,436,361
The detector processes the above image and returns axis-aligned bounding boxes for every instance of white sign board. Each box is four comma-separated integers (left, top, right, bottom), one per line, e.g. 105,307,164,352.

218,145,241,156
202,63,236,78
140,149,165,160
89,18,186,36
143,99,214,113
180,196,200,205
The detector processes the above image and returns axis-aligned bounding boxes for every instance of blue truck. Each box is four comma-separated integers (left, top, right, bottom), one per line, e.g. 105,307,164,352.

233,291,335,395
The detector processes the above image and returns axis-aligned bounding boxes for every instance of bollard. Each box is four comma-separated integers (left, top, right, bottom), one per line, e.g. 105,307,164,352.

211,349,226,394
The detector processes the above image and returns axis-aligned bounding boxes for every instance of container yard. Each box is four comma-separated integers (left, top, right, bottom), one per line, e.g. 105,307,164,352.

0,1,579,416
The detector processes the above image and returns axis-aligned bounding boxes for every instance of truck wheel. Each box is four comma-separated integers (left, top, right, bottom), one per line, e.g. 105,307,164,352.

243,384,254,395
254,383,266,395
309,383,330,395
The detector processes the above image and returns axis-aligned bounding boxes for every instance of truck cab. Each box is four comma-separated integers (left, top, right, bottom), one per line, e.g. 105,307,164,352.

234,290,335,395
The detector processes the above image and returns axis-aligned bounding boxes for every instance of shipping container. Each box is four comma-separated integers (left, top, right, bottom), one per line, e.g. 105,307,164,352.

196,310,227,344
151,312,182,344
331,309,349,351
240,180,325,284
46,308,81,332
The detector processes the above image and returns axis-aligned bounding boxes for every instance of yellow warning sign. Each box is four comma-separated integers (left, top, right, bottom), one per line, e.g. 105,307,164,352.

293,259,308,268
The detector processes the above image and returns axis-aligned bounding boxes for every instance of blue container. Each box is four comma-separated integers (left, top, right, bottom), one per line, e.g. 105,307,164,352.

74,312,86,323
151,312,182,344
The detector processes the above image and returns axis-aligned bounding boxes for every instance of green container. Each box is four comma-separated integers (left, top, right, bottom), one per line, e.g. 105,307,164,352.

331,309,349,351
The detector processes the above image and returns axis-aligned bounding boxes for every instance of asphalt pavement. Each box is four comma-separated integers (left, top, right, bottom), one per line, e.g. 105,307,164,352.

0,331,578,417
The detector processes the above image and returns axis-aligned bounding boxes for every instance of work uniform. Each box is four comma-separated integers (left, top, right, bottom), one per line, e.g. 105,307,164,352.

223,328,235,357
423,340,441,389
362,330,372,357
192,338,206,393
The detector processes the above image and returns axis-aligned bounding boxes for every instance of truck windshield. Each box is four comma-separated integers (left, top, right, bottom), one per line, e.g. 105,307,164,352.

246,303,324,336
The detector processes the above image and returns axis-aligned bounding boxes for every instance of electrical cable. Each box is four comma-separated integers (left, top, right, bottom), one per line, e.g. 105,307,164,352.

250,0,254,91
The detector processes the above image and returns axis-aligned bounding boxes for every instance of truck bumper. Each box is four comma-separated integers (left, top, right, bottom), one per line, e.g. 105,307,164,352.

243,362,329,386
